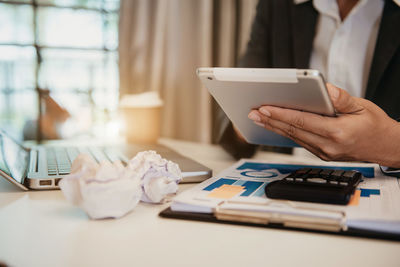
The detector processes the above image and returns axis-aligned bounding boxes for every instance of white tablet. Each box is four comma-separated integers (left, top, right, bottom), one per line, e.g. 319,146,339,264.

197,68,335,147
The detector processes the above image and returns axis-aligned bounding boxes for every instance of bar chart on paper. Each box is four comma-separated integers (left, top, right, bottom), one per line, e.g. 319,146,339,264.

203,178,268,198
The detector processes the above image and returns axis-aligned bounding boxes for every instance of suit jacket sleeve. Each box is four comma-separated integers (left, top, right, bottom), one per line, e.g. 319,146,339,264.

219,0,270,159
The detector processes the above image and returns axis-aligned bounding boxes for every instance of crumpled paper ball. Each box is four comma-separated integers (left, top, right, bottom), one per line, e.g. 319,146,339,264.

59,151,182,219
59,154,142,219
128,150,182,203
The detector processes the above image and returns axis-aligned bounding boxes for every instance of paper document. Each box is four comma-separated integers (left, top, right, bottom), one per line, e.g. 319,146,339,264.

171,160,400,234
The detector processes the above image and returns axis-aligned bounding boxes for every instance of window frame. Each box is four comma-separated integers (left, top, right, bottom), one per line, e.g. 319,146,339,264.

0,0,119,142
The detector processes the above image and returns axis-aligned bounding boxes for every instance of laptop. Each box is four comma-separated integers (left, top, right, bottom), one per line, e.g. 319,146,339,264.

0,130,212,190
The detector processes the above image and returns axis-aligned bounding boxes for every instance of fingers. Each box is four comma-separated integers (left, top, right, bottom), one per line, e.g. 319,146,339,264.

255,119,330,160
248,108,343,160
249,107,338,138
252,112,327,147
326,83,364,114
247,84,365,139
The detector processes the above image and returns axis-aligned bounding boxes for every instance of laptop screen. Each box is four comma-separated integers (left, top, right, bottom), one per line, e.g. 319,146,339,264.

0,130,29,183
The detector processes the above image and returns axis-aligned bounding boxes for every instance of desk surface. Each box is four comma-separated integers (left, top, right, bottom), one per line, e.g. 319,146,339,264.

0,139,399,267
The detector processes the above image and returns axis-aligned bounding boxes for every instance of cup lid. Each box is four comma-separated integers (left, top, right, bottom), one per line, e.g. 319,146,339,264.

120,91,163,108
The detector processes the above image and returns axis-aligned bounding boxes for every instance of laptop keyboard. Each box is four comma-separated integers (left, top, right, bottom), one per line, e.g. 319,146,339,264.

45,147,122,176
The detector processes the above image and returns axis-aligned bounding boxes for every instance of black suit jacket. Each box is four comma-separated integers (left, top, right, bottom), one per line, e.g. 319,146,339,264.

220,0,400,159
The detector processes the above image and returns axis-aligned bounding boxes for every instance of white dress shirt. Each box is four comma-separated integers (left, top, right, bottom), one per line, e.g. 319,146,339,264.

294,0,395,97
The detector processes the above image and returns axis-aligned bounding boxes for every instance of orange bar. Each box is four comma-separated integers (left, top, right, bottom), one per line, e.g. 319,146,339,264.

208,184,244,199
348,190,361,206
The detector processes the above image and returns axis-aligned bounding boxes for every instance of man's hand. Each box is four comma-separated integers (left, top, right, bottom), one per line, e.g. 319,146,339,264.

248,84,400,168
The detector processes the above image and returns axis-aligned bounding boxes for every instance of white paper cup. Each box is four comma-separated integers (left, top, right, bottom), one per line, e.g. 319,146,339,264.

119,92,163,144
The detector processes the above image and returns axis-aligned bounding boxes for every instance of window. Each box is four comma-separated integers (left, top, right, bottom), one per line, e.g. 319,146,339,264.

0,0,120,141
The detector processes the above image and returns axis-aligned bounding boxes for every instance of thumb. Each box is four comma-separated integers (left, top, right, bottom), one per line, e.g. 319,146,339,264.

326,83,363,114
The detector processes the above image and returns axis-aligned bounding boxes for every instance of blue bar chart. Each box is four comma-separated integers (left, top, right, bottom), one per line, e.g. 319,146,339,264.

203,178,267,198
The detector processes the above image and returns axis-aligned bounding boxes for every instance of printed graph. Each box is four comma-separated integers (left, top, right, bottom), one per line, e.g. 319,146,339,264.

203,178,267,198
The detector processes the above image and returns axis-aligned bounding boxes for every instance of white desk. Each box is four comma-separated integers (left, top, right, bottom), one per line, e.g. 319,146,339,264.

0,139,399,267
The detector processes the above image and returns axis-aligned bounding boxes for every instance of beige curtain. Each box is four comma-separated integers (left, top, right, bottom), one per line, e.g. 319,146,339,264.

119,0,258,143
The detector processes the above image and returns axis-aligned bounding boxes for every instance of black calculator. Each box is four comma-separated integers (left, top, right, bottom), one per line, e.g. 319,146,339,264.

265,168,362,205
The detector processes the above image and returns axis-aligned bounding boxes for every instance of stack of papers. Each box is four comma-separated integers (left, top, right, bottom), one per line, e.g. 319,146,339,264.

171,160,400,235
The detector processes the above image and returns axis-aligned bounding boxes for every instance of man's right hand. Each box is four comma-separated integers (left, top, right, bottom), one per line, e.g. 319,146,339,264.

248,84,400,168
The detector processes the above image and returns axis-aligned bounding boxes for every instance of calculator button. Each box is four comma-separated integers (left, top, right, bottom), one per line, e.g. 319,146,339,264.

286,173,296,178
295,168,311,179
342,171,357,183
340,181,349,186
307,178,327,184
296,168,311,174
340,177,351,183
295,178,304,182
342,171,357,178
330,180,339,184
320,169,333,178
285,177,294,181
308,168,322,177
331,170,345,178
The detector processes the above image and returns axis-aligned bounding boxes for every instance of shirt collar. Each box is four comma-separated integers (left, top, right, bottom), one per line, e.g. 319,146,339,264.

293,0,400,7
